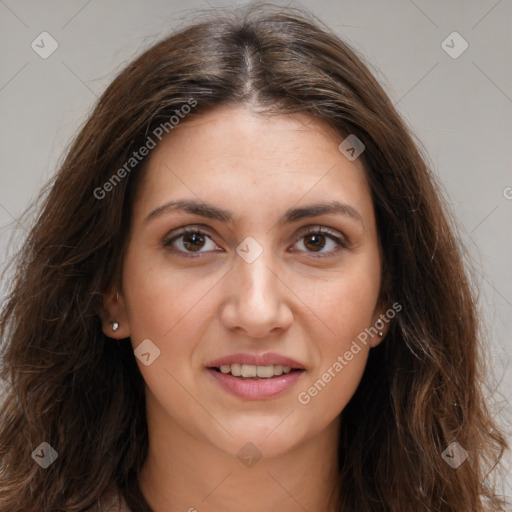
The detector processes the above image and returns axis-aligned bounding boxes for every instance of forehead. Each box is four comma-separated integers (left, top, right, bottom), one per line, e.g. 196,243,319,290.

133,105,373,222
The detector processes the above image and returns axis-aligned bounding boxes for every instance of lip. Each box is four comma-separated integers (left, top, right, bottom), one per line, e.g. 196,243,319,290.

205,352,305,370
206,367,304,400
205,352,306,400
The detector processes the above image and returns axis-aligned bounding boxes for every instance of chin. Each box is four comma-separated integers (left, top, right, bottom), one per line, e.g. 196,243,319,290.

209,416,307,459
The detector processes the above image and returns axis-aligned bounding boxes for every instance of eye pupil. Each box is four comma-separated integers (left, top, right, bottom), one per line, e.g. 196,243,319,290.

183,232,205,251
304,233,326,252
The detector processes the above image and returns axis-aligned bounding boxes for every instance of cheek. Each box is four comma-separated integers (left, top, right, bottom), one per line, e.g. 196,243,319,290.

292,258,380,414
294,348,368,440
121,253,224,409
122,248,219,344
293,258,381,342
121,257,215,420
294,274,376,419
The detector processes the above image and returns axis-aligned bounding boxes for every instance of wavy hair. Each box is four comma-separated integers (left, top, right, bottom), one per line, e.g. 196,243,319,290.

0,3,508,511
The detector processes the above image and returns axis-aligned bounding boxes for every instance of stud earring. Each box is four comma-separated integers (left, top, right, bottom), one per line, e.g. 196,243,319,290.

112,322,119,332
378,331,383,337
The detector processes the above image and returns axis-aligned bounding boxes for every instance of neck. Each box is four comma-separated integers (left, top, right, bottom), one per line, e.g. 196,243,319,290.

138,411,341,511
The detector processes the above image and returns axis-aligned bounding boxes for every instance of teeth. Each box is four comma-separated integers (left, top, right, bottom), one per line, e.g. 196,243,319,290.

256,365,274,378
241,364,257,378
217,364,295,378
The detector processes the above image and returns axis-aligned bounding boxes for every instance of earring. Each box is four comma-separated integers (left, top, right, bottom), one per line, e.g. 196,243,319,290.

378,331,383,337
112,322,119,332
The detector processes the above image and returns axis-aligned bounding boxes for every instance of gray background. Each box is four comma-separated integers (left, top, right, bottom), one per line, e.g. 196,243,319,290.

1,0,511,499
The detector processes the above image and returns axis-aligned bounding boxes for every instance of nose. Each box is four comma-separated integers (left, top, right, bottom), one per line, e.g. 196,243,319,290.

220,247,293,339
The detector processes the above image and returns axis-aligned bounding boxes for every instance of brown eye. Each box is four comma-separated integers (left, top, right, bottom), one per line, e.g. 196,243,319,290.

162,228,218,256
181,232,207,252
303,233,328,252
292,227,347,256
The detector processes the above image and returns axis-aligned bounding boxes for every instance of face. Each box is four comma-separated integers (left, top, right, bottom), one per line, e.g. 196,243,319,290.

102,105,388,459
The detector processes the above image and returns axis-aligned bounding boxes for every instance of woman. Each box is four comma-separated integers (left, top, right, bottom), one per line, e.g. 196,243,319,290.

0,3,508,511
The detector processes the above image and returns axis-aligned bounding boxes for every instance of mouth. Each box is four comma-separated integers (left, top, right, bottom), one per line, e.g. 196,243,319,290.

205,353,305,400
210,363,301,379
206,352,305,373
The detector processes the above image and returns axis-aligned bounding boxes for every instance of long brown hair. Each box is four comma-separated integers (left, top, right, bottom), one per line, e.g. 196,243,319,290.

0,3,508,511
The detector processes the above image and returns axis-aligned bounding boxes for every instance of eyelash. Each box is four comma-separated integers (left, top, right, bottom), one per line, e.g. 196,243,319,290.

162,225,349,259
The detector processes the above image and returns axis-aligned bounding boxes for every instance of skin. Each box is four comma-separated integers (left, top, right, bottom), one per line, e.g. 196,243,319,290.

102,105,388,512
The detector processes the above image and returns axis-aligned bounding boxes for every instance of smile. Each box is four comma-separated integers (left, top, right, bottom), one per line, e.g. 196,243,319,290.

216,363,293,378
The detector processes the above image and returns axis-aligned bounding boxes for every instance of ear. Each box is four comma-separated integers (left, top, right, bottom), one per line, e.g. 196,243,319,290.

368,299,392,348
99,288,131,339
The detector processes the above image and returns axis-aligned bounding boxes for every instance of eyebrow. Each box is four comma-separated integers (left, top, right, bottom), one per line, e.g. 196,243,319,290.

144,199,363,226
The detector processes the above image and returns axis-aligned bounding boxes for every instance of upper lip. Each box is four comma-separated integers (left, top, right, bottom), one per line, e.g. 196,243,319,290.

206,352,305,370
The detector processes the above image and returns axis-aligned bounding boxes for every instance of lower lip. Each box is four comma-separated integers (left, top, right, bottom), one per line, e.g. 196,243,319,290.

206,368,304,400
